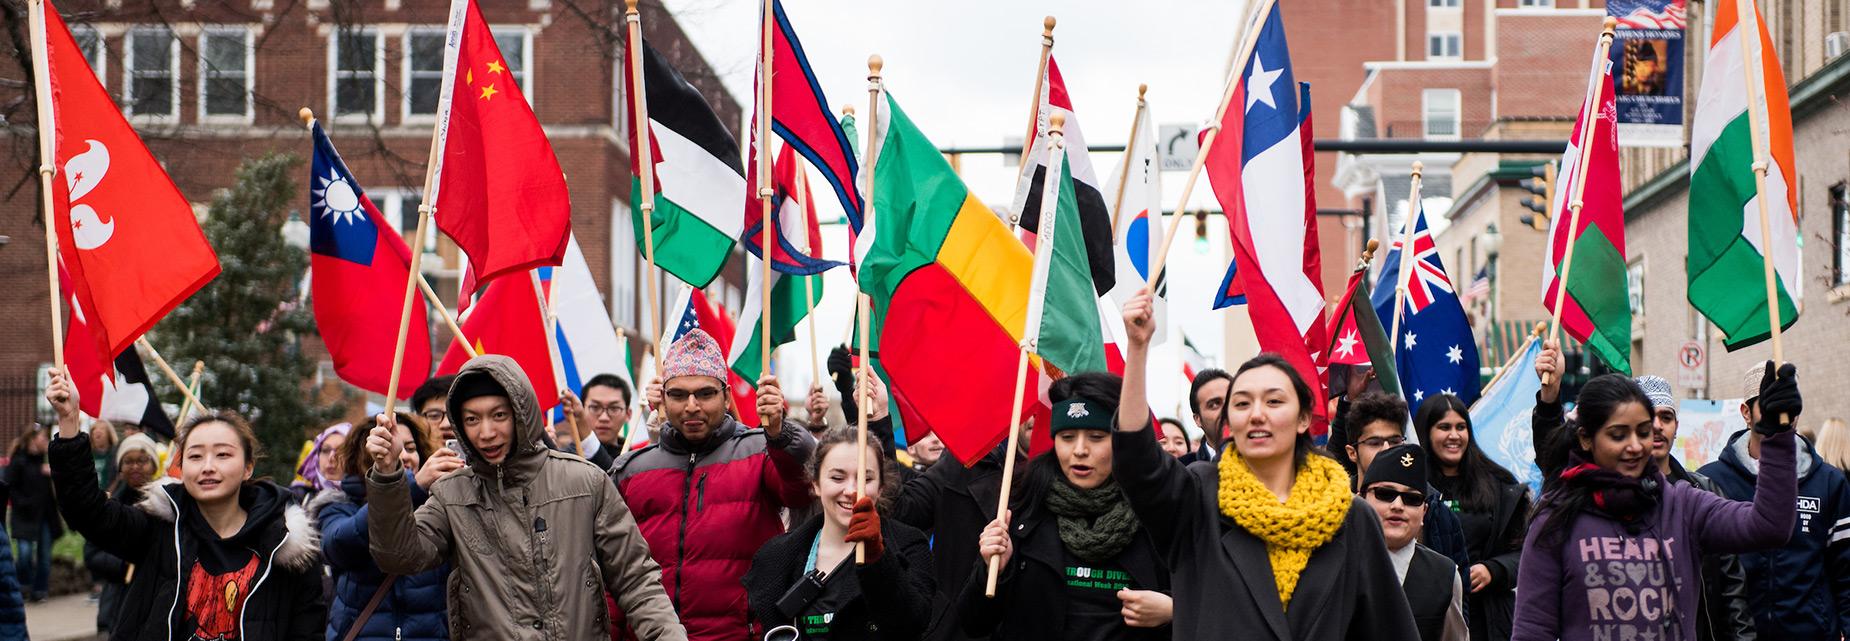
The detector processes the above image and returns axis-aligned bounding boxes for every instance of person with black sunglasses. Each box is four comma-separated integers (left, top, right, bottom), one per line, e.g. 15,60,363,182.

1362,444,1466,641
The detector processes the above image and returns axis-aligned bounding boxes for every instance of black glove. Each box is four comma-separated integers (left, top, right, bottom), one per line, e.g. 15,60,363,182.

827,346,860,421
1753,361,1800,435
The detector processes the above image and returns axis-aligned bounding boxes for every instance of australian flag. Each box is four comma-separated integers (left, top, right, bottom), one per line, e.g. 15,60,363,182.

308,123,431,398
1370,204,1481,407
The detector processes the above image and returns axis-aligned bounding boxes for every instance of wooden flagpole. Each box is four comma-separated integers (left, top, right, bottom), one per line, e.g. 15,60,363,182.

1735,0,1788,388
853,53,883,566
136,337,206,414
533,271,585,453
758,0,777,425
1389,161,1425,357
1541,18,1617,386
28,0,64,371
1007,16,1057,230
987,112,1068,598
175,360,205,423
626,0,668,388
1108,84,1149,241
1143,0,1276,294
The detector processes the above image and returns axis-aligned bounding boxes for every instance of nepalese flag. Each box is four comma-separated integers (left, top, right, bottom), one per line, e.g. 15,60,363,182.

742,144,842,274
1011,57,1116,296
307,123,432,398
59,262,177,438
765,0,863,226
1205,4,1329,420
1371,205,1483,406
660,285,760,427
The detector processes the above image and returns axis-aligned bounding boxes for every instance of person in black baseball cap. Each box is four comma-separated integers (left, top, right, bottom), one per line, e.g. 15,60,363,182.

1363,444,1467,641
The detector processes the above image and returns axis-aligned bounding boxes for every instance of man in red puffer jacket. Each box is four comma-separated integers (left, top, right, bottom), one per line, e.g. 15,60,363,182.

608,329,816,641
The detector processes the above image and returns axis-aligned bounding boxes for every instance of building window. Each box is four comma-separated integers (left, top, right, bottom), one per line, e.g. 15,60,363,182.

1429,0,1460,7
611,200,637,330
367,192,434,251
1627,258,1646,317
1423,89,1461,139
1427,33,1462,59
330,29,382,120
200,29,252,120
71,23,105,77
1833,183,1849,287
405,28,530,119
1519,0,1554,6
126,27,177,117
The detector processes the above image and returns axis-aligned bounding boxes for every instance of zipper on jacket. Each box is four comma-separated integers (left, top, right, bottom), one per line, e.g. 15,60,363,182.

238,541,283,639
161,489,183,641
696,474,708,513
674,451,697,607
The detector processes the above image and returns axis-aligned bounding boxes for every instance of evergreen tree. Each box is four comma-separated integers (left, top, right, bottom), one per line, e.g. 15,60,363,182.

154,152,346,481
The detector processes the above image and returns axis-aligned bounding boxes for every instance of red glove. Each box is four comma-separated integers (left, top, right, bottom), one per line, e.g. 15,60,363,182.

842,496,885,562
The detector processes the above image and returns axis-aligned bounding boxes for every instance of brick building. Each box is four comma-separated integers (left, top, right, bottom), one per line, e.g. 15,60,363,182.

0,0,743,433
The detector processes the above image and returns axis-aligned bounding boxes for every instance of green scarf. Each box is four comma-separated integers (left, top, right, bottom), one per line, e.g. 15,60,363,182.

1043,479,1140,563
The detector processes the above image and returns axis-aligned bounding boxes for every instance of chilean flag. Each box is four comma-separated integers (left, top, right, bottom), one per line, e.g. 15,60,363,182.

1204,3,1330,424
308,123,431,398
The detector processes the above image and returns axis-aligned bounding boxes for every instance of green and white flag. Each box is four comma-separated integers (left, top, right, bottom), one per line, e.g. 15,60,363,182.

625,40,743,288
1026,136,1106,375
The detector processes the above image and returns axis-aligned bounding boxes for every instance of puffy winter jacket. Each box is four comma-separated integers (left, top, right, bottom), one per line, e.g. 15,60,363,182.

1698,430,1850,640
609,415,816,641
311,475,450,641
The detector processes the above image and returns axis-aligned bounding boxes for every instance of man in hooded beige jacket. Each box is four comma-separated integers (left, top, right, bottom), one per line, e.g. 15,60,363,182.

365,355,685,640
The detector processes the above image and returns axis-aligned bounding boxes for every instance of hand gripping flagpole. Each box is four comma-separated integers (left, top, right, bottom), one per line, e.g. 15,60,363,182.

27,0,64,372
1389,162,1425,359
1142,0,1275,295
1541,18,1618,387
1108,84,1149,241
1735,0,1788,424
626,0,669,404
1007,16,1056,230
853,54,883,566
987,112,1068,598
758,0,778,427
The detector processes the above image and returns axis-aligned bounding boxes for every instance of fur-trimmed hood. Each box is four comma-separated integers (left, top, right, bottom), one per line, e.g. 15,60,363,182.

133,477,322,573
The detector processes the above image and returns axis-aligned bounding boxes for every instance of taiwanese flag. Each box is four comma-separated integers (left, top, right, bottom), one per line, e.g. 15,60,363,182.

41,1,219,361
308,123,431,398
431,0,571,288
437,272,560,412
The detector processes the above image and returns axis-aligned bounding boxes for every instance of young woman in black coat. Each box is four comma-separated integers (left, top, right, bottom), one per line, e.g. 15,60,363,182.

966,373,1172,641
744,429,934,640
1415,394,1529,641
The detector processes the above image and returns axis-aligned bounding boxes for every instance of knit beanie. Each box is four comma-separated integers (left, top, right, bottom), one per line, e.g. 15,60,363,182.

662,329,728,382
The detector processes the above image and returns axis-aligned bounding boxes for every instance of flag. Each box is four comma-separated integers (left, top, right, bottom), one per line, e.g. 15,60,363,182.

662,285,760,427
1105,95,1169,345
1543,43,1631,374
1326,267,1402,400
1181,333,1208,384
741,145,841,274
1688,0,1799,351
437,273,560,412
1371,205,1483,406
540,234,631,415
429,0,571,288
731,146,827,383
41,2,219,362
1012,57,1115,296
307,123,432,398
765,0,863,226
1215,81,1319,317
1024,136,1107,377
854,92,1044,466
1469,339,1546,496
627,350,656,449
59,263,176,437
627,40,746,288
1205,7,1329,421
1463,265,1491,303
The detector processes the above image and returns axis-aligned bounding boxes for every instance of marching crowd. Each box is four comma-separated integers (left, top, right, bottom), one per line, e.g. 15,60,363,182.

13,289,1848,641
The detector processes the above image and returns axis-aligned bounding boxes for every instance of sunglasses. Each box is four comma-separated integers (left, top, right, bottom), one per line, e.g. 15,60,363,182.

1368,487,1426,507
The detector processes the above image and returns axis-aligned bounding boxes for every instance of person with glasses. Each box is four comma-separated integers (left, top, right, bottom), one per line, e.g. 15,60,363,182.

410,375,456,441
573,374,634,470
1335,392,1472,594
609,329,817,641
1363,444,1467,641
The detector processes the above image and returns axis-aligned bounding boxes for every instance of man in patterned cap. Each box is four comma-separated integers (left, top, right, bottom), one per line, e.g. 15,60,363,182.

607,329,817,641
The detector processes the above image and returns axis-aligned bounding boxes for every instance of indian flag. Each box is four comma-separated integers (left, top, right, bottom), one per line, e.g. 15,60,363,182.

625,40,744,288
1689,0,1800,350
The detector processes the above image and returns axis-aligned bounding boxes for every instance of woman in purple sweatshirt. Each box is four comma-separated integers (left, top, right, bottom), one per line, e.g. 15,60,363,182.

1511,367,1800,641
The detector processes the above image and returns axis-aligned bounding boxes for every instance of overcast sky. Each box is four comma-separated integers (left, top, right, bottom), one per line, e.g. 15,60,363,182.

661,0,1257,425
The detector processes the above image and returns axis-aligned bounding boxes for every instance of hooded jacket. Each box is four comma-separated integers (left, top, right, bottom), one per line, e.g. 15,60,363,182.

49,434,325,641
366,355,685,641
608,410,816,641
1698,430,1850,640
311,475,450,641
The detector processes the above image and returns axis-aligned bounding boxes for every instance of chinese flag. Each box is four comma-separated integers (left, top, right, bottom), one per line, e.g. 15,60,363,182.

433,0,571,287
42,1,218,360
436,272,560,412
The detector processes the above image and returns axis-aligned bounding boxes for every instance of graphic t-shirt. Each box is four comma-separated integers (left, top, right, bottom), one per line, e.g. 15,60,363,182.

1562,533,1689,641
183,552,260,641
1061,550,1136,641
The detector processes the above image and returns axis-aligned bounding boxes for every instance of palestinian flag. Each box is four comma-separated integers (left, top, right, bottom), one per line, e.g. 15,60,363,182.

1543,38,1630,374
854,92,1043,466
1689,0,1800,350
1011,57,1115,295
730,145,826,382
625,40,744,288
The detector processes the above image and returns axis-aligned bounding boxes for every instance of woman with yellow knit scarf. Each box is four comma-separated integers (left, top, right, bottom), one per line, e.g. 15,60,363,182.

1110,291,1420,640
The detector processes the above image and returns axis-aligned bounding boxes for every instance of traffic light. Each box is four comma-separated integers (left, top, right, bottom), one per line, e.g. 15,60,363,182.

1517,161,1556,231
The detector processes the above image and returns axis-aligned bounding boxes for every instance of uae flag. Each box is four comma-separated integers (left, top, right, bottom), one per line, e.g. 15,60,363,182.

627,40,746,289
1688,0,1800,350
1542,41,1630,373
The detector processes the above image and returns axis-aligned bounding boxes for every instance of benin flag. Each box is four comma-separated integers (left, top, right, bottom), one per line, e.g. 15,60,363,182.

1689,0,1800,350
1543,39,1630,374
855,93,1041,466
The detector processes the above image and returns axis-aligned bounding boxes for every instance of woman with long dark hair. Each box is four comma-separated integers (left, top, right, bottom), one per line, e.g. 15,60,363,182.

1109,291,1418,640
1415,394,1528,641
4,426,58,603
1511,370,1799,641
963,372,1172,641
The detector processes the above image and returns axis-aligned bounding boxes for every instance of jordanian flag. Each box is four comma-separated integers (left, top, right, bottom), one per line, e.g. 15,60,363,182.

1027,140,1107,376
1543,40,1631,374
730,145,826,383
626,40,744,288
1689,0,1800,350
855,92,1042,466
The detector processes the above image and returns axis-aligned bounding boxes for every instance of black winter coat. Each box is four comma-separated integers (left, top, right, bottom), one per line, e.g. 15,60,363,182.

891,443,1016,641
1429,473,1527,641
5,450,61,537
50,434,326,641
954,506,1170,641
743,514,935,641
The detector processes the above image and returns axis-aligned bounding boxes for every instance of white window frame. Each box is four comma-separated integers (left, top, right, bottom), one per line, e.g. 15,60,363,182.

1518,0,1554,7
1427,32,1462,59
328,28,385,123
402,26,533,125
124,26,179,119
71,23,106,79
612,43,629,144
367,190,436,251
611,199,637,331
1423,89,1461,140
197,27,255,124
1428,0,1460,7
